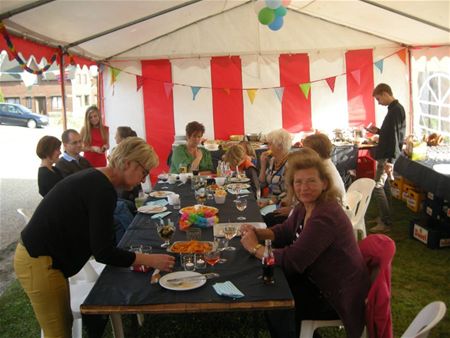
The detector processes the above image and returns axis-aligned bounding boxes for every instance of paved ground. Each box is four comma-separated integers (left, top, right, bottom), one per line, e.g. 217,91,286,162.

0,123,63,294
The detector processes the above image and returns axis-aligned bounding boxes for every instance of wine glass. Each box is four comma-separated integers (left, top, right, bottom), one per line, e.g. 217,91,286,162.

205,246,221,270
195,187,207,205
234,198,247,221
222,225,238,251
156,222,175,248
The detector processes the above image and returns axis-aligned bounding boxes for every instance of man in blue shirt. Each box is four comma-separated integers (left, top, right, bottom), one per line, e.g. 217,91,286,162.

55,129,91,177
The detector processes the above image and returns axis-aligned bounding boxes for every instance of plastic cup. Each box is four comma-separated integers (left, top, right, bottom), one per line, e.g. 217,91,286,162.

215,177,226,186
181,253,196,271
135,196,146,209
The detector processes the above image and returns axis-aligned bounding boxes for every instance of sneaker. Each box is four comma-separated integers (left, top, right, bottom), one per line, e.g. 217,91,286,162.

369,224,391,233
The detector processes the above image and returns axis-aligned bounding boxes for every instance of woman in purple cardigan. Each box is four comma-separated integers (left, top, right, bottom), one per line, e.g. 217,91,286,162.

241,148,370,338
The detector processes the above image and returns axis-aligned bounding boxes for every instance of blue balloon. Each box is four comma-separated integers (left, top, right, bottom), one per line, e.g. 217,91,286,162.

275,6,287,17
265,0,282,10
268,15,284,31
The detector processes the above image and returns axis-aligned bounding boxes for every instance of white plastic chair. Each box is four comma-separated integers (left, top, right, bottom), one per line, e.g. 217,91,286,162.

401,301,447,338
299,320,344,338
347,178,376,239
343,190,363,221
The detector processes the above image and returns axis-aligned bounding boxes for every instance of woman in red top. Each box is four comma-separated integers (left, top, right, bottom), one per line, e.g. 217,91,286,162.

81,106,109,167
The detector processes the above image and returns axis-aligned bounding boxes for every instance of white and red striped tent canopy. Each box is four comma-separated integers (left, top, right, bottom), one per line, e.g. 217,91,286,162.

1,0,449,175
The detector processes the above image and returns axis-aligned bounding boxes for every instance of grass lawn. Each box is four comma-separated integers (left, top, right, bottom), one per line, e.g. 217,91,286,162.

0,198,449,338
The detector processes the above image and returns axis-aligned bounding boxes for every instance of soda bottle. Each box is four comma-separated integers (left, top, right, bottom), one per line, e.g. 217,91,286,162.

262,239,275,284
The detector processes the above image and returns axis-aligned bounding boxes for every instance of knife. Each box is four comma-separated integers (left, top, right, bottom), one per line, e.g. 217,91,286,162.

167,272,219,284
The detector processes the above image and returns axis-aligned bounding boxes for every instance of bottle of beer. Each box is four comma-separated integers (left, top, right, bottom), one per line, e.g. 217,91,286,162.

262,239,275,284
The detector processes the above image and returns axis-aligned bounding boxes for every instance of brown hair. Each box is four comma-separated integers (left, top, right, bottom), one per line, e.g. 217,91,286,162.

185,121,205,138
239,141,256,158
36,135,61,159
117,126,137,139
80,105,107,145
285,148,341,205
373,83,393,96
61,129,79,144
302,133,333,159
224,145,246,167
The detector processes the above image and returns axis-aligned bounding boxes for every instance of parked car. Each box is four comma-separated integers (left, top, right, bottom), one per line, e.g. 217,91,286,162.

0,103,49,128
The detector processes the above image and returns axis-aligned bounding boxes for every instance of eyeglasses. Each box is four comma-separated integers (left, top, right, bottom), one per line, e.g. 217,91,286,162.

69,140,82,145
136,161,149,178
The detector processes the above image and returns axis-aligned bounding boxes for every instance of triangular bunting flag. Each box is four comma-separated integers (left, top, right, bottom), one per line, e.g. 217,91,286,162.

164,82,173,98
350,69,360,85
325,77,336,92
246,89,258,104
374,60,384,73
299,83,311,99
191,86,201,100
110,67,121,86
274,87,284,103
396,49,407,64
136,75,144,91
223,88,230,95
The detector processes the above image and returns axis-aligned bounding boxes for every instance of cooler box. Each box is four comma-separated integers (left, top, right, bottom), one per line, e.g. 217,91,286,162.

356,156,376,179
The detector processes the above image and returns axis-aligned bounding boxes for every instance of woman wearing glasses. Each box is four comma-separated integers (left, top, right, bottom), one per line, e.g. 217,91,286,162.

14,137,175,338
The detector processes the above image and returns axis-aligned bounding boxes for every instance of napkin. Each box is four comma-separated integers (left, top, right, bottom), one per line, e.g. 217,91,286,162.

260,204,277,216
213,281,244,299
151,211,172,219
145,199,168,207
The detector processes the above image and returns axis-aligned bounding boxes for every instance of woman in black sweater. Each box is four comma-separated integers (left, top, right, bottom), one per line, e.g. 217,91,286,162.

15,137,175,337
36,135,63,197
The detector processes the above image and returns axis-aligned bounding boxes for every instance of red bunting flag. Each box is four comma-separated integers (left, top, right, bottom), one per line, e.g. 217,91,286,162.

163,82,173,98
350,69,361,85
136,75,144,91
325,76,336,92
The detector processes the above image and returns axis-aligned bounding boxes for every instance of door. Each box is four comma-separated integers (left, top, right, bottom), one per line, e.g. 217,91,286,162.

35,97,47,115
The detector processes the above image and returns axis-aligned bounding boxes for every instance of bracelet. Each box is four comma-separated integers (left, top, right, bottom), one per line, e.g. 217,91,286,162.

251,244,263,256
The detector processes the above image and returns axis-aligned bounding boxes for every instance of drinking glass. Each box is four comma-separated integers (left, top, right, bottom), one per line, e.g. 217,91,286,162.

156,222,175,248
234,198,247,221
181,253,196,271
222,225,238,251
178,163,188,174
205,247,221,270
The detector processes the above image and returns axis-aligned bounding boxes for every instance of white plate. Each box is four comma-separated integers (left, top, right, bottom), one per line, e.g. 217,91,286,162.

158,173,169,180
227,183,251,190
149,191,175,198
138,205,167,214
213,222,266,237
230,177,250,183
433,164,450,175
159,271,206,291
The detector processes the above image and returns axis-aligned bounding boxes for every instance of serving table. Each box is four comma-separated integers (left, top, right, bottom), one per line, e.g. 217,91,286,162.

81,181,295,337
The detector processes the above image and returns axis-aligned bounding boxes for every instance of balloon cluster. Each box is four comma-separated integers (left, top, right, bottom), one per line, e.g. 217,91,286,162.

179,210,219,230
257,0,291,31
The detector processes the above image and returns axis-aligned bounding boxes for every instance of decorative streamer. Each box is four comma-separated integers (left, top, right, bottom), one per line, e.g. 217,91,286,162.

136,75,144,91
350,69,361,85
246,89,257,104
191,86,201,100
274,87,284,103
110,67,121,85
164,82,173,98
374,60,384,73
396,48,407,64
299,83,311,99
325,76,336,92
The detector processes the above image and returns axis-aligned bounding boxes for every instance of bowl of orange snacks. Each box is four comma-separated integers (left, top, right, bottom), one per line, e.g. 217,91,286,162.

214,188,227,204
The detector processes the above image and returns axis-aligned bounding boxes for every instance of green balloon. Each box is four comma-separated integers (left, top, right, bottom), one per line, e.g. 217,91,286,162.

275,6,287,17
258,7,275,25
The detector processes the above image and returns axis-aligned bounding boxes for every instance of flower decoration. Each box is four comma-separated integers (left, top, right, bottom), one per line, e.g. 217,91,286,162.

179,206,219,230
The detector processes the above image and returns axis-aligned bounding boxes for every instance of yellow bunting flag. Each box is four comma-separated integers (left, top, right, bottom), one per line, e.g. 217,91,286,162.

299,83,311,99
246,89,258,104
110,67,121,85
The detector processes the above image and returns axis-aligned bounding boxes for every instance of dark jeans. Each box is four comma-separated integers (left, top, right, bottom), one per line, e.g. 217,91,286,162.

267,273,339,338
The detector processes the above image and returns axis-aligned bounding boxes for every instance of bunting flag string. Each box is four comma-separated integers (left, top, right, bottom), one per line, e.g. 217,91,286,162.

101,47,408,99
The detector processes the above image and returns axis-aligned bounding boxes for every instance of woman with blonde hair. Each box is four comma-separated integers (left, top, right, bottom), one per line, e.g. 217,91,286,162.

241,148,369,338
15,137,175,338
223,144,260,195
80,105,109,167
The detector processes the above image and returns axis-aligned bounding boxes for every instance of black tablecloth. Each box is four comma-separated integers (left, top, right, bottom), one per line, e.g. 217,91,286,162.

394,155,450,200
83,182,293,308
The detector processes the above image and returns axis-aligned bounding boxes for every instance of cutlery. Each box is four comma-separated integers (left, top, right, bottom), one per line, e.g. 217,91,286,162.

167,272,219,284
177,182,185,187
150,269,161,284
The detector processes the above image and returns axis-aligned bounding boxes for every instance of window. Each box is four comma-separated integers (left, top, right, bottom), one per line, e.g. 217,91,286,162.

51,96,62,110
5,97,20,104
25,97,33,109
84,95,89,106
417,72,450,140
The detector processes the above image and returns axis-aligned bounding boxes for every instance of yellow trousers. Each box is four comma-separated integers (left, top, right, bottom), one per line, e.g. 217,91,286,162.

14,243,73,338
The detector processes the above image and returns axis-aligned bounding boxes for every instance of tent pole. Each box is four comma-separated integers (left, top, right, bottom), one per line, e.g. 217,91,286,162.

407,47,414,135
58,47,67,131
0,0,55,21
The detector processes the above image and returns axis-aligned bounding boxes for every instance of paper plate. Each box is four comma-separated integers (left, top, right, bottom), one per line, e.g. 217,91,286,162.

149,191,175,198
159,271,206,291
433,164,450,175
230,177,250,183
137,205,167,214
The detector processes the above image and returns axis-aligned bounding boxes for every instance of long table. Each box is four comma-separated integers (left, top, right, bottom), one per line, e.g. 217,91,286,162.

81,181,295,337
394,155,450,200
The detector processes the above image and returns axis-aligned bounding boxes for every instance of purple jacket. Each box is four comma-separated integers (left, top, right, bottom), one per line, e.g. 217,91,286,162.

271,200,370,338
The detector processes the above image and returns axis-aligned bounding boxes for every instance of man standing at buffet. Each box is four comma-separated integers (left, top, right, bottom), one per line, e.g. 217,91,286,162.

367,83,406,233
